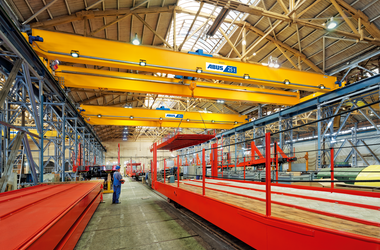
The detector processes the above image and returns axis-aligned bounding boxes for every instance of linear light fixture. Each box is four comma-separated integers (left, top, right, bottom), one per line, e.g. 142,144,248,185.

206,8,230,37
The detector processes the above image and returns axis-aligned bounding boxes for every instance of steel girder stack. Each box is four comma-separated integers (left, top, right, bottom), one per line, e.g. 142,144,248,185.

0,182,103,249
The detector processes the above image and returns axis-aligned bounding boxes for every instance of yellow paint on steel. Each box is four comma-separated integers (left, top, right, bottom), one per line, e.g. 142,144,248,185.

30,29,337,92
299,92,325,103
56,66,300,105
81,105,247,124
87,117,235,129
354,165,380,187
6,129,57,138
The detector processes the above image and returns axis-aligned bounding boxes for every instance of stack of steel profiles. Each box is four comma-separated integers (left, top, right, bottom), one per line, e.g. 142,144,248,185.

0,182,102,250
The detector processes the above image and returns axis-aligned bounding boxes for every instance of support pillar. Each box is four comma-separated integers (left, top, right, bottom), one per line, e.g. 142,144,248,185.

153,143,157,190
265,132,271,217
202,148,206,195
211,143,218,179
39,80,44,183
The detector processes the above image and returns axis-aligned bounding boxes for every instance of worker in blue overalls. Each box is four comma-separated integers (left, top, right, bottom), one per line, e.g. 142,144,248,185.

112,166,124,204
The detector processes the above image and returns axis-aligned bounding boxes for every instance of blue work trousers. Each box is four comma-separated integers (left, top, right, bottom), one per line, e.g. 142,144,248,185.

112,185,121,203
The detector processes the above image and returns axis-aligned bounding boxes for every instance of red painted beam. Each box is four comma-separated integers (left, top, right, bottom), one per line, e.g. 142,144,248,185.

0,182,102,249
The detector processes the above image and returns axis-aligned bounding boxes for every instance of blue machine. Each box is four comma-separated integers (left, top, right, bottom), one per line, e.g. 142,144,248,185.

28,35,43,44
175,49,213,80
156,106,170,111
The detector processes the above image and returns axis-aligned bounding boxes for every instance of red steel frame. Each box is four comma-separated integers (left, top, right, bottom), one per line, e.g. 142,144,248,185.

150,133,380,250
331,147,334,191
126,162,142,177
265,133,271,216
210,140,296,173
155,182,380,250
181,181,380,227
153,133,215,151
202,148,206,196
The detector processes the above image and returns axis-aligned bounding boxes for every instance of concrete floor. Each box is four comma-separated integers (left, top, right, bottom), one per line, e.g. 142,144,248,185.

75,178,208,250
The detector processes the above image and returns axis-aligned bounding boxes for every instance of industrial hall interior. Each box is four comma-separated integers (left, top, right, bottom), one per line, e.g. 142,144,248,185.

1,0,380,249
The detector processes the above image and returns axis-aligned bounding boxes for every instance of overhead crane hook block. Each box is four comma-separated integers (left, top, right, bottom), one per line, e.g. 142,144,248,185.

189,81,196,97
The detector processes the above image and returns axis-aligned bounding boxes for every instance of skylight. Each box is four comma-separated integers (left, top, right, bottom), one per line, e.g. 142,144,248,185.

166,0,260,54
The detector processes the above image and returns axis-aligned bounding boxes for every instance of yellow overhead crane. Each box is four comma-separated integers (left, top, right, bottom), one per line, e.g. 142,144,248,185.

57,66,300,106
30,29,338,93
81,105,246,130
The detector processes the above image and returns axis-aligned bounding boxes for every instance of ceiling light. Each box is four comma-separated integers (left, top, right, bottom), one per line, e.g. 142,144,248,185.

268,56,279,68
326,17,337,30
211,120,215,123
252,52,257,56
284,79,290,85
97,114,102,118
318,84,326,90
70,50,79,58
243,74,250,80
139,60,146,66
216,100,225,104
242,40,246,46
130,116,134,119
196,67,202,73
132,33,140,45
186,118,190,122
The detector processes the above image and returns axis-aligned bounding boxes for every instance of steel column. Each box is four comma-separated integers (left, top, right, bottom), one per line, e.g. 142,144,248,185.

265,132,271,217
331,147,334,191
202,148,206,195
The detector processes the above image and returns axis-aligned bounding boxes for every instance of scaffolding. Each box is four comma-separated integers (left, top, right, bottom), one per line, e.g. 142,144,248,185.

0,7,105,189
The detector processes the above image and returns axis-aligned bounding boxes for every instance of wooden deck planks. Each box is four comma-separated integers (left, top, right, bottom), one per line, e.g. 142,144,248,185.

169,183,380,239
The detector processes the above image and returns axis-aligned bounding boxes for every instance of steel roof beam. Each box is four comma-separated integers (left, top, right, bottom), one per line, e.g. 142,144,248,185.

29,5,177,29
198,0,380,46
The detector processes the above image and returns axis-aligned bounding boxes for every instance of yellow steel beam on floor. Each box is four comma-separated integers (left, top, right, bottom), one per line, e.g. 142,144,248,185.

31,29,337,92
81,105,246,129
56,66,300,106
